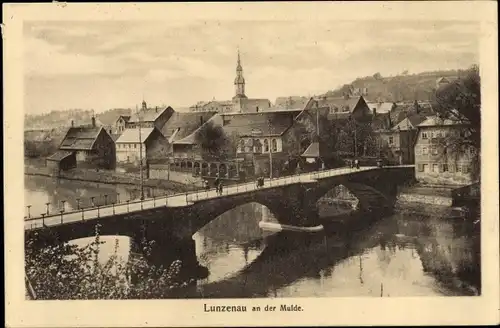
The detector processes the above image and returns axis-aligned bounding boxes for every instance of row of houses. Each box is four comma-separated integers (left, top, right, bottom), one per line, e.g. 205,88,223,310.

45,94,476,186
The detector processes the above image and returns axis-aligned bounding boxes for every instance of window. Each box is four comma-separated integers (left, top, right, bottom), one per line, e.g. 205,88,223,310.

431,146,438,155
417,164,424,172
388,136,394,145
462,165,470,173
422,132,428,139
238,139,245,152
432,164,439,172
422,147,428,155
271,138,278,152
134,144,137,149
423,164,429,172
442,164,449,172
264,139,269,152
456,165,462,173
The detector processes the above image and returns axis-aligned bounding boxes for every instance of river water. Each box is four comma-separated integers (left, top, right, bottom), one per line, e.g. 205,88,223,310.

24,175,481,297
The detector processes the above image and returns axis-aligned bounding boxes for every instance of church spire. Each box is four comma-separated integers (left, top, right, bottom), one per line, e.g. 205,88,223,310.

237,48,242,71
234,48,246,98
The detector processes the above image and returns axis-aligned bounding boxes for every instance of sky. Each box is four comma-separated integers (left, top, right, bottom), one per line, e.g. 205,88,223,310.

24,20,479,115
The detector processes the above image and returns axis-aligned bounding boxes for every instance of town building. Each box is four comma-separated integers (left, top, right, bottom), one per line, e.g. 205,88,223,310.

55,117,116,170
170,109,307,178
375,113,428,164
160,110,217,147
188,50,272,114
310,95,372,123
115,127,169,166
414,115,476,185
126,101,174,131
115,115,131,134
274,96,309,110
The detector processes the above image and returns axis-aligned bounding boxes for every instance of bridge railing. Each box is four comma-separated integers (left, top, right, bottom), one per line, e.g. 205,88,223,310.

25,165,413,229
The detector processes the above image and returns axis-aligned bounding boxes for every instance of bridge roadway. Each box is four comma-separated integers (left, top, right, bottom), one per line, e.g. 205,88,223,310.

24,165,414,231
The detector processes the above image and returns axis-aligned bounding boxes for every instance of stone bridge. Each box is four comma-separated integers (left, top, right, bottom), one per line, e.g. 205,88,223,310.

25,166,415,273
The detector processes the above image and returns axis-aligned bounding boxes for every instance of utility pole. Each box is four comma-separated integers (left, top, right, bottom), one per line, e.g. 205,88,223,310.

269,140,273,179
137,105,145,200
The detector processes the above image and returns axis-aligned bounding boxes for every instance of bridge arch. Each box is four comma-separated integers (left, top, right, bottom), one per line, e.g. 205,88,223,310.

311,179,396,213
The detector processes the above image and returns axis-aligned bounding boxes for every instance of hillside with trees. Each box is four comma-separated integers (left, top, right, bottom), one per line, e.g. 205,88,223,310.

323,69,469,102
24,108,133,130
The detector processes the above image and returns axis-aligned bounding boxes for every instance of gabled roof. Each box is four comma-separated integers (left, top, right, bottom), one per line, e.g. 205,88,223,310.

367,102,394,114
417,115,465,127
115,128,157,144
161,111,216,141
220,111,296,137
391,114,428,131
172,115,223,145
128,107,170,123
295,103,329,121
117,115,131,123
314,96,365,113
59,126,103,151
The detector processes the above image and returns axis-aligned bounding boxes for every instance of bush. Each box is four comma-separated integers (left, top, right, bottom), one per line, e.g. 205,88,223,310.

25,224,193,300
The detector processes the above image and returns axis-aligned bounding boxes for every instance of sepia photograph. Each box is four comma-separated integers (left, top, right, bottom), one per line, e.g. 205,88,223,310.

4,1,499,327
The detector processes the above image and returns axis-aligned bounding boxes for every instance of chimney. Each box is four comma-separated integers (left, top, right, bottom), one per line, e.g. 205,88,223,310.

256,106,259,112
199,116,203,126
71,120,74,127
155,106,158,113
372,108,377,116
91,116,96,128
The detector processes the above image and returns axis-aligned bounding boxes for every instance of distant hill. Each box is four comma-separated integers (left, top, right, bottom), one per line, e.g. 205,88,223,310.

24,108,134,130
322,68,469,102
24,109,94,130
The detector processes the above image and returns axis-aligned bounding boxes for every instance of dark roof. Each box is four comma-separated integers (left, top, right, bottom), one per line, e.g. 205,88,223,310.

118,115,131,122
59,126,102,151
315,96,364,113
406,114,428,128
417,115,466,127
128,107,170,123
220,111,296,137
47,150,74,161
161,111,216,141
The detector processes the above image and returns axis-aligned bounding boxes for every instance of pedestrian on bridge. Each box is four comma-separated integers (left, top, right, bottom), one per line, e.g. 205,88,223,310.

355,159,360,169
218,181,223,195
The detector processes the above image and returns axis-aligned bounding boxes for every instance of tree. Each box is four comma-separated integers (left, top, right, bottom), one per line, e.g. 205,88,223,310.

25,224,190,300
432,65,481,181
194,121,234,161
373,72,383,80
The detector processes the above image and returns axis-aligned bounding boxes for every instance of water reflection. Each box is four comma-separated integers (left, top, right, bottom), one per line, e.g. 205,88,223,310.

186,213,480,298
25,176,480,298
194,203,276,284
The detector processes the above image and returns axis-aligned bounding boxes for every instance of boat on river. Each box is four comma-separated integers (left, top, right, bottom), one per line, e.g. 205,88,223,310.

258,221,324,233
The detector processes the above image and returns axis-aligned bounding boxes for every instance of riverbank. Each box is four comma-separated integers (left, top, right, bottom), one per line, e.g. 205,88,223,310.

25,161,197,193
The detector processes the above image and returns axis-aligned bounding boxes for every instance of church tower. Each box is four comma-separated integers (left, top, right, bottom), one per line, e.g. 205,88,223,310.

233,50,247,100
